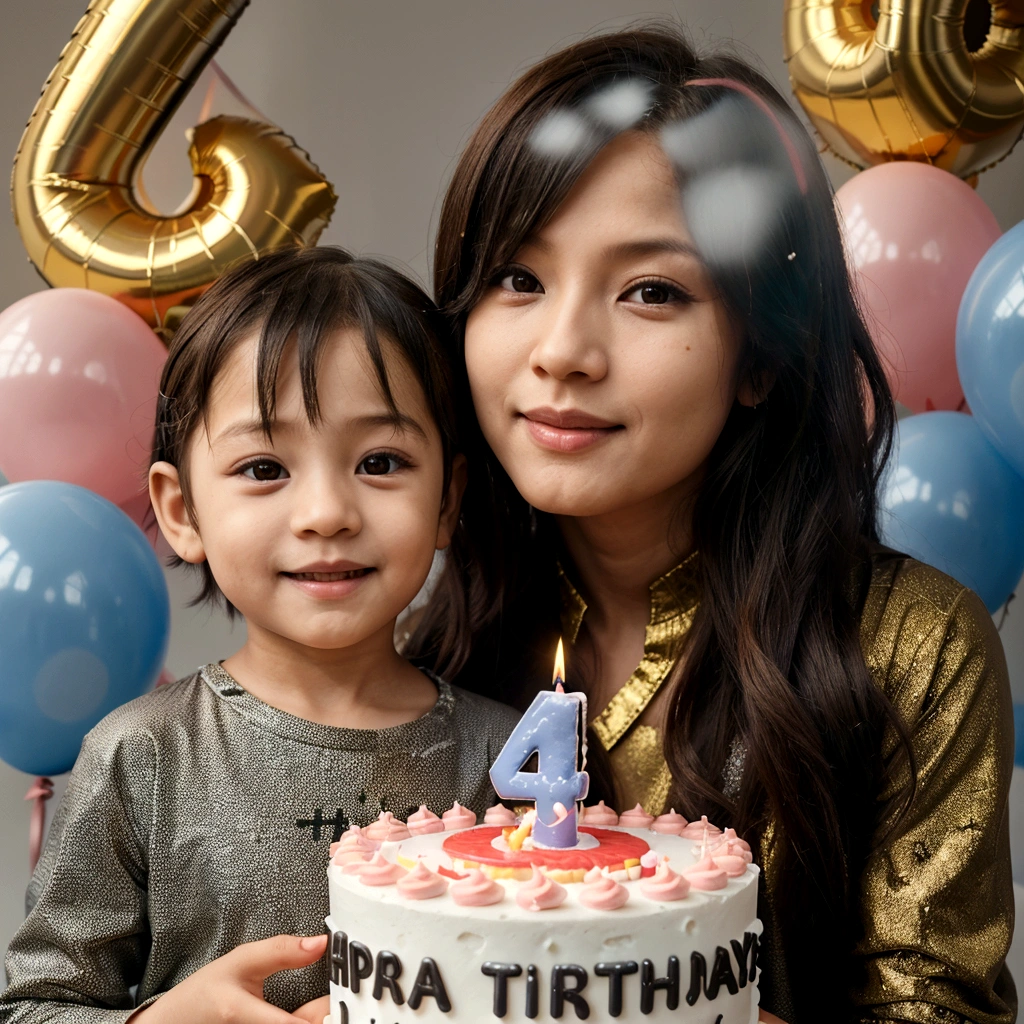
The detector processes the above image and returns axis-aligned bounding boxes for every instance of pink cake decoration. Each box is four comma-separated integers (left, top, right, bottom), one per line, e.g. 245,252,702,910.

579,800,619,826
579,867,630,910
640,860,692,902
516,865,568,911
651,808,688,835
406,805,446,836
450,868,505,907
396,859,449,900
358,851,407,887
441,801,477,831
616,803,655,829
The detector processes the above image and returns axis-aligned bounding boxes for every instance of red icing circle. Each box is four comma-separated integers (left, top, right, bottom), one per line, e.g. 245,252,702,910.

442,826,650,872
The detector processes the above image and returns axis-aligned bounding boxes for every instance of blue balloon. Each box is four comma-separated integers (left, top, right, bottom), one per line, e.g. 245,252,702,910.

957,219,1024,479
0,482,169,776
880,412,1024,613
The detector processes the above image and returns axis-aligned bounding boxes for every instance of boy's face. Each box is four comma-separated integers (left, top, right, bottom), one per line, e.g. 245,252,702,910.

162,328,458,653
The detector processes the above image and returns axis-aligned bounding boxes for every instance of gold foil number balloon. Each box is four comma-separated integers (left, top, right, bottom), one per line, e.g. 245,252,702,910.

784,0,1024,178
11,0,337,339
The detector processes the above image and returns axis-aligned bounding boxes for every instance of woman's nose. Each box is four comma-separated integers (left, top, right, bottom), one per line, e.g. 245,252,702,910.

528,292,609,382
289,473,362,538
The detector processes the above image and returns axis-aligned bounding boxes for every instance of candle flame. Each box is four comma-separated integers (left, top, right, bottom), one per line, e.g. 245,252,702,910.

552,638,565,688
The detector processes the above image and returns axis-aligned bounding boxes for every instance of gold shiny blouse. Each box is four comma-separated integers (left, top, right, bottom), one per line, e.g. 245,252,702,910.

560,551,1016,1024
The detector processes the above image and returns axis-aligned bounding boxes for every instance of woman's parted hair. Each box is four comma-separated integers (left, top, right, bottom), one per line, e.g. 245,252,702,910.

414,24,912,1017
152,246,464,647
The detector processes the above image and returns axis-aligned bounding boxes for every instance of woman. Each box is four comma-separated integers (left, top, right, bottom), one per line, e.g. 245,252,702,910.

410,23,1015,1024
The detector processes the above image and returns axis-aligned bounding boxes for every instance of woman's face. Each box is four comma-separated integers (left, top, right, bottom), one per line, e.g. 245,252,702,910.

465,131,749,519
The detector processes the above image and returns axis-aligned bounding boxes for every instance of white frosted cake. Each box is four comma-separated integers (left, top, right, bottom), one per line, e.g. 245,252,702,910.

325,801,761,1023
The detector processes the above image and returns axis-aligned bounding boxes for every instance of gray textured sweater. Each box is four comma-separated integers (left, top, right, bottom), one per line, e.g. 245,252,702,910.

1,664,520,1021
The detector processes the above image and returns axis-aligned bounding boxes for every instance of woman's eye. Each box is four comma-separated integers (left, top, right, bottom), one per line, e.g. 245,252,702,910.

358,453,407,476
499,268,543,294
241,460,287,482
621,281,688,305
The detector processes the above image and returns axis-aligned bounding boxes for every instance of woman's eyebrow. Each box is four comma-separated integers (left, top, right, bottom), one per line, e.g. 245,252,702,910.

604,237,703,262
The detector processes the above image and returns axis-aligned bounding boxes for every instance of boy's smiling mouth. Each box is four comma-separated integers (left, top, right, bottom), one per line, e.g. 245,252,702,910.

282,562,376,583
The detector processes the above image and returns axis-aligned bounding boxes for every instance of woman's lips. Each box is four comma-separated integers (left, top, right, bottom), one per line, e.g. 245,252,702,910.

519,407,623,453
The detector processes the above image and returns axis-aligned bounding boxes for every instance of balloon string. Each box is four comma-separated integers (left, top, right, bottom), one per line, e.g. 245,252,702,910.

24,777,54,874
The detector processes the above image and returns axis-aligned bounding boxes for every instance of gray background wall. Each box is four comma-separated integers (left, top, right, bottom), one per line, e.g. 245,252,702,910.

2,0,1023,980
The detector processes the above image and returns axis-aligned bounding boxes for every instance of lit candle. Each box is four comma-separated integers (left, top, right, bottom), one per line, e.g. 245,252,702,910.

489,640,590,849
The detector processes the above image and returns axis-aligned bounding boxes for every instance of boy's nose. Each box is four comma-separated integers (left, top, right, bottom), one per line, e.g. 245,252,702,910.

289,476,362,538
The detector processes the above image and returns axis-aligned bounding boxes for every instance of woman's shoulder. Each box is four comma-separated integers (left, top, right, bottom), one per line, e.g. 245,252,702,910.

860,546,1009,716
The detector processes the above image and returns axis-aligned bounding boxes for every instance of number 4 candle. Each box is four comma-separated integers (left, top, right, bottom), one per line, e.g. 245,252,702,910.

489,640,590,849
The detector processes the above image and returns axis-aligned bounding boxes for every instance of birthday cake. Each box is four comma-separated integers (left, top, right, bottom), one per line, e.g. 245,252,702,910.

325,649,761,1022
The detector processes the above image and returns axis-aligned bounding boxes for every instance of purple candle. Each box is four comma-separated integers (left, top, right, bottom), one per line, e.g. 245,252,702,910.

489,640,590,848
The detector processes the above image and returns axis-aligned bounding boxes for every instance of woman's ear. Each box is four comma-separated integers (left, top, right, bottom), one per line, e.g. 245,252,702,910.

149,461,207,564
737,367,776,408
436,454,469,551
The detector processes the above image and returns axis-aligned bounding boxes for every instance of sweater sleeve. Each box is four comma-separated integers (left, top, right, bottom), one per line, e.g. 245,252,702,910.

851,576,1016,1023
1,714,158,1023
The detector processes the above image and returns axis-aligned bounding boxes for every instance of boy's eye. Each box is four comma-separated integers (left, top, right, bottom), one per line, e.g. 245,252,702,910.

357,453,408,476
498,268,543,294
241,460,287,482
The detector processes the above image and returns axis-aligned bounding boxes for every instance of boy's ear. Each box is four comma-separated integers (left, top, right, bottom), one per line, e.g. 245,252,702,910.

736,366,776,408
436,454,468,551
149,461,207,565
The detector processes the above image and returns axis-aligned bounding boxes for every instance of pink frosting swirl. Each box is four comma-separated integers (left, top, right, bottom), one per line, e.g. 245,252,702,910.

679,814,723,841
717,828,753,855
708,837,753,864
484,804,518,826
641,861,692,902
363,812,397,842
406,805,446,836
682,855,728,891
340,853,374,876
617,803,655,829
450,869,505,907
358,851,407,887
712,853,749,878
579,867,630,910
396,860,448,900
442,801,478,831
579,801,619,826
516,866,567,911
651,808,688,835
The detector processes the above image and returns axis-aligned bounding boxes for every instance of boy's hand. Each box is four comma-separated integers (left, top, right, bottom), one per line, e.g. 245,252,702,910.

292,995,330,1023
129,934,328,1024
759,1011,788,1023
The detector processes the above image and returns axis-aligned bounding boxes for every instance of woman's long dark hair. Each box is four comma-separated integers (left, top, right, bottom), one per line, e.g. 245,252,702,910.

410,25,913,1017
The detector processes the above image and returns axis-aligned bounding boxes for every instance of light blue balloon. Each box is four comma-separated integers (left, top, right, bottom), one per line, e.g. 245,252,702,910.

957,219,1024,478
0,482,169,776
880,412,1024,613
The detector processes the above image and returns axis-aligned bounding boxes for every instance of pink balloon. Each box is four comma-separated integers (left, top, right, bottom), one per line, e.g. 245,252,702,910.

836,164,1000,413
0,289,167,506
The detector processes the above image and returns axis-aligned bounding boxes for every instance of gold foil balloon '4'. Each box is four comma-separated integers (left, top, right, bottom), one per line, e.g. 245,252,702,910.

11,0,337,340
784,0,1024,178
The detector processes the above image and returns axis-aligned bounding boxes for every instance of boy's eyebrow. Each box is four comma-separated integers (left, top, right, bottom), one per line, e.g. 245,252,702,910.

213,412,428,444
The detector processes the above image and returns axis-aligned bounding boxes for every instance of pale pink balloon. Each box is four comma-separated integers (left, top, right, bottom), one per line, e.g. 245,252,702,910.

0,289,167,506
836,164,1000,413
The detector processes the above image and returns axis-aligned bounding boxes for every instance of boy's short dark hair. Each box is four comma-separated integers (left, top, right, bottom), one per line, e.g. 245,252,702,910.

152,245,458,618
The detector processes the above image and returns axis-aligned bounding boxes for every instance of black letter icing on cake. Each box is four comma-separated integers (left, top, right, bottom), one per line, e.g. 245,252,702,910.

348,941,373,994
550,964,590,1019
707,947,739,998
408,957,452,1012
526,964,539,1018
640,956,680,1013
594,961,639,1016
372,950,404,1004
482,961,523,1016
330,930,348,987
